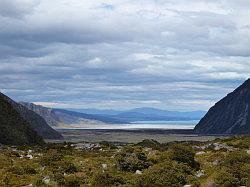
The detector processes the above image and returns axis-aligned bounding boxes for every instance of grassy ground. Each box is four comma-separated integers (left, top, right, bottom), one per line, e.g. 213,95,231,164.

0,135,249,187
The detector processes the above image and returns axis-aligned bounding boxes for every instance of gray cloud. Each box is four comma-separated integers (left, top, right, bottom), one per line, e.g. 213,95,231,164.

0,0,39,18
0,0,250,111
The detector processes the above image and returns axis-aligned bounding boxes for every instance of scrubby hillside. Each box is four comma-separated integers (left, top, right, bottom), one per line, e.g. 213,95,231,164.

0,135,249,186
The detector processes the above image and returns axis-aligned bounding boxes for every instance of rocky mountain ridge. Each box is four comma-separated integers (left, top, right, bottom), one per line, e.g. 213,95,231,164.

194,79,250,134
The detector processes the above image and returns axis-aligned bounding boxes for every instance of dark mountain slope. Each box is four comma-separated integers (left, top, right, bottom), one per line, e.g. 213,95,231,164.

0,93,44,145
194,79,250,134
1,93,63,140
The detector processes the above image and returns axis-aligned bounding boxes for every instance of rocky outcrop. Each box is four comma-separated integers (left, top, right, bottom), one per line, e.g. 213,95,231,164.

194,79,250,134
19,102,61,128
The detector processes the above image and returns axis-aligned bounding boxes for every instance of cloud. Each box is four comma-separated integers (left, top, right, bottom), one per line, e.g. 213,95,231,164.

85,57,104,68
0,0,250,111
0,0,39,18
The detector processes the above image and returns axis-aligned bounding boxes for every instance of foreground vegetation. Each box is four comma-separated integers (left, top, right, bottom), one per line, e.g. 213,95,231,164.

0,136,249,187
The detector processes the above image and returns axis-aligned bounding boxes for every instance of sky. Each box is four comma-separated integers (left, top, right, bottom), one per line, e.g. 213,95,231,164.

0,0,250,111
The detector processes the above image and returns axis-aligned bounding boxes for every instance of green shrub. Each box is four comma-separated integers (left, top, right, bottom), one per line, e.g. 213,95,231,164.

40,149,63,167
136,139,166,150
64,175,81,187
169,144,198,169
35,176,45,186
91,171,127,187
9,165,37,175
214,169,239,187
115,146,150,172
222,151,250,166
135,160,194,187
214,151,250,187
53,173,66,185
62,161,78,174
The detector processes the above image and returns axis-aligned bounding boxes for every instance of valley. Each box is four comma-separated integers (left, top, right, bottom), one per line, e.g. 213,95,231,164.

1,1,250,186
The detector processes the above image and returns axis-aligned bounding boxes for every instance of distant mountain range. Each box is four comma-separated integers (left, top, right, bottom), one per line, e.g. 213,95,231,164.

65,107,206,122
70,108,123,115
0,92,61,146
194,79,250,134
19,103,205,129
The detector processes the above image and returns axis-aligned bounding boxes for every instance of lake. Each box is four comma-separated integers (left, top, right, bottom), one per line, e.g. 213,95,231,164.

54,120,225,143
63,120,199,130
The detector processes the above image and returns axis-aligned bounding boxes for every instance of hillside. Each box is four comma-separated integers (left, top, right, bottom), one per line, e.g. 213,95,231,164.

1,93,63,140
0,93,44,145
0,135,249,186
20,102,128,129
13,102,63,140
19,102,62,127
194,79,250,134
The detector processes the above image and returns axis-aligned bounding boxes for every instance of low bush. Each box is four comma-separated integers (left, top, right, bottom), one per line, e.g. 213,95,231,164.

214,151,250,187
115,146,150,172
169,144,198,169
135,160,196,187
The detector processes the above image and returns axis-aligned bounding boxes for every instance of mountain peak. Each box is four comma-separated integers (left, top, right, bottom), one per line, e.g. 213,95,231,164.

241,78,250,88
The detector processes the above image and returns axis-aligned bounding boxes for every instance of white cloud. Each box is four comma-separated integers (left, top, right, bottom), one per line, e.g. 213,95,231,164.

133,53,163,61
85,57,103,68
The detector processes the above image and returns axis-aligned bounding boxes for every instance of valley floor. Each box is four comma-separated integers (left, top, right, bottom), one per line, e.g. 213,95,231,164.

54,129,223,143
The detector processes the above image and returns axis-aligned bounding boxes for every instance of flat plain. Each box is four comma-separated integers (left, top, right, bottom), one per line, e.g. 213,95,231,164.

55,129,224,143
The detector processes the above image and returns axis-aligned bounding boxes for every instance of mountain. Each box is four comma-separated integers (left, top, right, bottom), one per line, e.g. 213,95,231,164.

13,102,63,140
53,109,128,124
0,92,44,145
194,79,250,134
125,107,204,117
20,102,128,129
112,108,205,122
66,108,122,115
65,107,206,122
19,102,62,127
2,94,63,140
